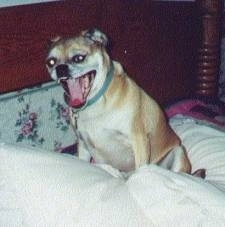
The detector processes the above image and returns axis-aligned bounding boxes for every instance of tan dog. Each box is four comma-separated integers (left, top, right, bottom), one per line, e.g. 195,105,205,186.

46,28,194,174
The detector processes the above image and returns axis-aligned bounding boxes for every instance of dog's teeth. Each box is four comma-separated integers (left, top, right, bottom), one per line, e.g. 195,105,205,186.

83,75,89,89
90,73,95,81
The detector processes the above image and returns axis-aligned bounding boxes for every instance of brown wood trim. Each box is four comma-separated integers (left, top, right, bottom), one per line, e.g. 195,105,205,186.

196,0,224,100
0,0,222,104
0,1,101,93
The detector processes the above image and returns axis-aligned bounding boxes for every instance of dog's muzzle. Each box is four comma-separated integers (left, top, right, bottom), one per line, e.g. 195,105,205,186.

56,64,69,79
55,64,96,108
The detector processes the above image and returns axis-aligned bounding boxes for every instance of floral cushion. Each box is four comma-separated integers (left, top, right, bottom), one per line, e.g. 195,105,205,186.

0,82,76,152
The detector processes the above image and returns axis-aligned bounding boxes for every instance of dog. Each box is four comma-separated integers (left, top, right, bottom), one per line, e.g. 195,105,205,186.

46,28,205,177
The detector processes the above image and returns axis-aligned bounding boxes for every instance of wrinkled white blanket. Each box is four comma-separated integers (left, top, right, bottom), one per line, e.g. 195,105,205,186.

1,140,225,227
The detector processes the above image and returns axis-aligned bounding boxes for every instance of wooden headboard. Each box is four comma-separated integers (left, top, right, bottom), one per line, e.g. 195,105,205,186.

0,0,223,105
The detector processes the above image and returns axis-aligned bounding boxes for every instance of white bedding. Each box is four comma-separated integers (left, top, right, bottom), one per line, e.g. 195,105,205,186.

170,115,225,191
1,116,225,226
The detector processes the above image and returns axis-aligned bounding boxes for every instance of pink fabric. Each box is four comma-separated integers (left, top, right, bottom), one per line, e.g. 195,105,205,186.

166,99,225,127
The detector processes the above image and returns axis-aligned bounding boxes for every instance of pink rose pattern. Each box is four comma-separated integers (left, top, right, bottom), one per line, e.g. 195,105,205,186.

0,82,76,151
51,99,70,131
15,104,44,145
50,99,71,151
15,98,71,149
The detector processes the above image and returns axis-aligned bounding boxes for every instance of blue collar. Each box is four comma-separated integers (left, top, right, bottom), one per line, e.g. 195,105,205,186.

74,63,114,112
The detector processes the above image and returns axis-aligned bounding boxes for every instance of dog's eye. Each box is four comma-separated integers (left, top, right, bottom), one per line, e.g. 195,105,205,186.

46,57,57,68
71,55,86,63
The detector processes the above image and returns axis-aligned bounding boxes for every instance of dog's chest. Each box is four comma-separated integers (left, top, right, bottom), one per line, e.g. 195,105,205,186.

75,112,135,171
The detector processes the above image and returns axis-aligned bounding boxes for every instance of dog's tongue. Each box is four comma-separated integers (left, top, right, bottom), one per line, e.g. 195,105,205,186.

66,78,85,107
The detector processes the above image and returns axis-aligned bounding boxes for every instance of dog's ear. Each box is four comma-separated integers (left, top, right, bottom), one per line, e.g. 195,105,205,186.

82,28,108,47
46,36,62,49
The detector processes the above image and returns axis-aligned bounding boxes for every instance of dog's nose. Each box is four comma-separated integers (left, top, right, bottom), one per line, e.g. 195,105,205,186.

56,64,69,78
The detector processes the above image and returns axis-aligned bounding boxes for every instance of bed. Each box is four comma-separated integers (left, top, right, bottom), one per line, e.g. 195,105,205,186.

1,0,225,226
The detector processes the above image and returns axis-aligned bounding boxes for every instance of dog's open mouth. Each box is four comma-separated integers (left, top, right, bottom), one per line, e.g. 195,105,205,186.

60,70,96,108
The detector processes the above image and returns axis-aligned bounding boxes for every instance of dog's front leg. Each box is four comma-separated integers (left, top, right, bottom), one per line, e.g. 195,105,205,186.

131,132,151,169
158,145,191,173
77,139,92,162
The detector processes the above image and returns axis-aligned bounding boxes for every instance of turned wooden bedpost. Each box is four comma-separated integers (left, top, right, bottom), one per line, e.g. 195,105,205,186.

196,0,223,100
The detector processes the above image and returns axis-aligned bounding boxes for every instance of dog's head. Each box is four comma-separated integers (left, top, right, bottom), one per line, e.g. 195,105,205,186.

46,28,112,108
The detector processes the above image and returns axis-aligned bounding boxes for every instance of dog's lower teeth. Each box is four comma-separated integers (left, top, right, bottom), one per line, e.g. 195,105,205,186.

83,75,90,89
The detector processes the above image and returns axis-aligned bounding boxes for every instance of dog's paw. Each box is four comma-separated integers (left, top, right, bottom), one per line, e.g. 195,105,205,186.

192,168,206,179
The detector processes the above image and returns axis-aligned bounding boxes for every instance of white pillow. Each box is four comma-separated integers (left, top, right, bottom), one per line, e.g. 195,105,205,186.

170,115,225,192
1,142,225,227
